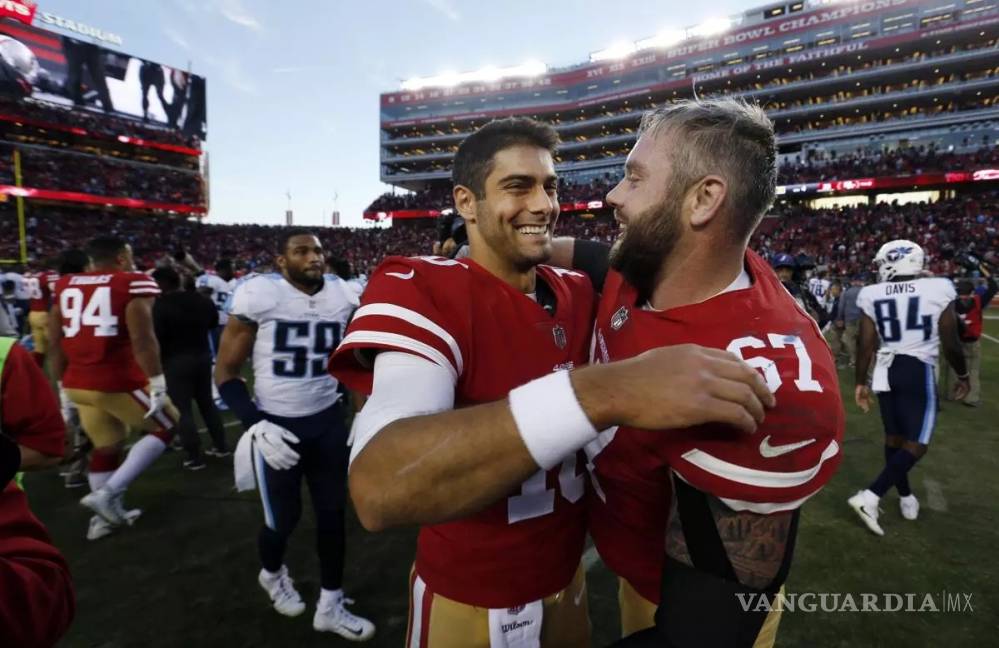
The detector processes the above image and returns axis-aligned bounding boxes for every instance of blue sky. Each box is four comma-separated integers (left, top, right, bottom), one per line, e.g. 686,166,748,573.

41,0,751,226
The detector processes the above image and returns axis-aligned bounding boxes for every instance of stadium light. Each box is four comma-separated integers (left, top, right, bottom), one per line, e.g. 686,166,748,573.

636,29,685,51
690,17,732,38
400,60,548,91
590,41,637,62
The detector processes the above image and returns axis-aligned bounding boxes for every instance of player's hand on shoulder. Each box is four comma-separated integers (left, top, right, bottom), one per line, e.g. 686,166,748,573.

248,419,301,470
598,344,776,433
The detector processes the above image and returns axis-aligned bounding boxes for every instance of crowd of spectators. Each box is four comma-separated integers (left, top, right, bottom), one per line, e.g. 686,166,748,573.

0,145,203,205
0,98,201,150
2,208,436,277
3,189,995,281
754,192,999,277
778,144,999,185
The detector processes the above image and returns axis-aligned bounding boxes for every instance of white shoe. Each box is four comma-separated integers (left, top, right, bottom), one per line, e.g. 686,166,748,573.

848,489,884,536
86,509,141,540
313,591,375,641
900,495,920,521
258,566,306,617
81,486,127,525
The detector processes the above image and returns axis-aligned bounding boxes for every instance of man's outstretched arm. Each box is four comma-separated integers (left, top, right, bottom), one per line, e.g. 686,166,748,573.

350,345,774,532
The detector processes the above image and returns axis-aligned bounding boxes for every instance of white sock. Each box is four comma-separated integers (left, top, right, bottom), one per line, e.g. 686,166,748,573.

88,471,111,492
106,435,167,492
863,489,880,503
319,588,343,605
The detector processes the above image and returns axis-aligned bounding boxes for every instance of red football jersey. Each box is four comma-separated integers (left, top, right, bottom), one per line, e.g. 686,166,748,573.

26,270,59,313
53,271,160,392
330,255,594,608
587,250,843,603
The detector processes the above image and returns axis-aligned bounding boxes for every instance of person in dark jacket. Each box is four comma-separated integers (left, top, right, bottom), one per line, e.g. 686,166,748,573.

151,268,228,470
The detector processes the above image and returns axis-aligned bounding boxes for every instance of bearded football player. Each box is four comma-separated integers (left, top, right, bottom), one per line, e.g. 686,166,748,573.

553,98,844,647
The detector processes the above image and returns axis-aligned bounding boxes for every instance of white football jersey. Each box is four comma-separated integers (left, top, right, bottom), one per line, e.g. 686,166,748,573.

808,277,831,306
3,272,29,300
229,273,359,417
195,273,235,325
857,277,956,366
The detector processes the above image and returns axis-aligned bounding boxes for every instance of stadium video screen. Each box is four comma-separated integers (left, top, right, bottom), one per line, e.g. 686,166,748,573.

0,19,207,140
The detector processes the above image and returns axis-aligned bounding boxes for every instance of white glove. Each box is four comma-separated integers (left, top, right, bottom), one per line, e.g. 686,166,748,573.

248,420,300,470
144,374,169,420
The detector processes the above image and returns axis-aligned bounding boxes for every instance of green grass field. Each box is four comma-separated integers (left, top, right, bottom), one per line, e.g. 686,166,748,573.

23,320,999,647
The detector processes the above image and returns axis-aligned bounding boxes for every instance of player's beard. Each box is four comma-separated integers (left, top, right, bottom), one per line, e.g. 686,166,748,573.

285,265,324,290
609,195,682,303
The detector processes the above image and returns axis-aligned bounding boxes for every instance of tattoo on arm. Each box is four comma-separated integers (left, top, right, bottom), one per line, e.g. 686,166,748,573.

665,491,793,589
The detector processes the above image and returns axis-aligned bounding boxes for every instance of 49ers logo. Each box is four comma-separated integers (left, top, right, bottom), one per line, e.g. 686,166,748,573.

0,0,37,25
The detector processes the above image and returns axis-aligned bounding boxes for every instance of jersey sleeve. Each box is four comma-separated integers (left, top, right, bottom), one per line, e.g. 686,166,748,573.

660,332,844,513
228,276,278,323
930,278,957,312
855,286,876,320
329,256,466,394
125,273,161,298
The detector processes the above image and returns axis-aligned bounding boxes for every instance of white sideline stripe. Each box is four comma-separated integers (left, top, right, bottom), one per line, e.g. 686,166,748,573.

923,478,948,512
981,333,999,344
581,546,601,572
352,303,463,375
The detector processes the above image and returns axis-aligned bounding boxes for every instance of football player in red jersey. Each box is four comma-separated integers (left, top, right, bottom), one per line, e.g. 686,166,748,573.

330,118,775,648
25,259,59,367
552,98,844,648
48,236,179,537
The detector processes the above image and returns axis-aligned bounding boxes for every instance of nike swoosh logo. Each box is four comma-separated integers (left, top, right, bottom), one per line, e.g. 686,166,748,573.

759,435,816,458
386,269,415,280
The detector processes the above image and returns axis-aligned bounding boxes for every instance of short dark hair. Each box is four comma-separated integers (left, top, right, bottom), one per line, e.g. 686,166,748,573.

277,229,320,255
216,258,233,273
58,248,88,274
86,236,127,265
639,97,777,242
452,118,560,199
957,279,975,296
151,267,180,292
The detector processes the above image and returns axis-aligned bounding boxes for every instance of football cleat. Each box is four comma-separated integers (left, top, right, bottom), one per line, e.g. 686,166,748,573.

204,447,232,459
848,490,884,536
313,592,375,641
183,458,207,471
259,566,306,617
81,486,128,526
899,494,920,521
86,509,142,541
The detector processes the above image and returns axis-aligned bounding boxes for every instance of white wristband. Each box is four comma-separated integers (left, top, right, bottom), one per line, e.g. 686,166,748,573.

508,370,598,470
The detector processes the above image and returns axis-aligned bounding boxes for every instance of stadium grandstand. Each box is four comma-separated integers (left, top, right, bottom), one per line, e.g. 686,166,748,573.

0,11,206,265
363,0,999,263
